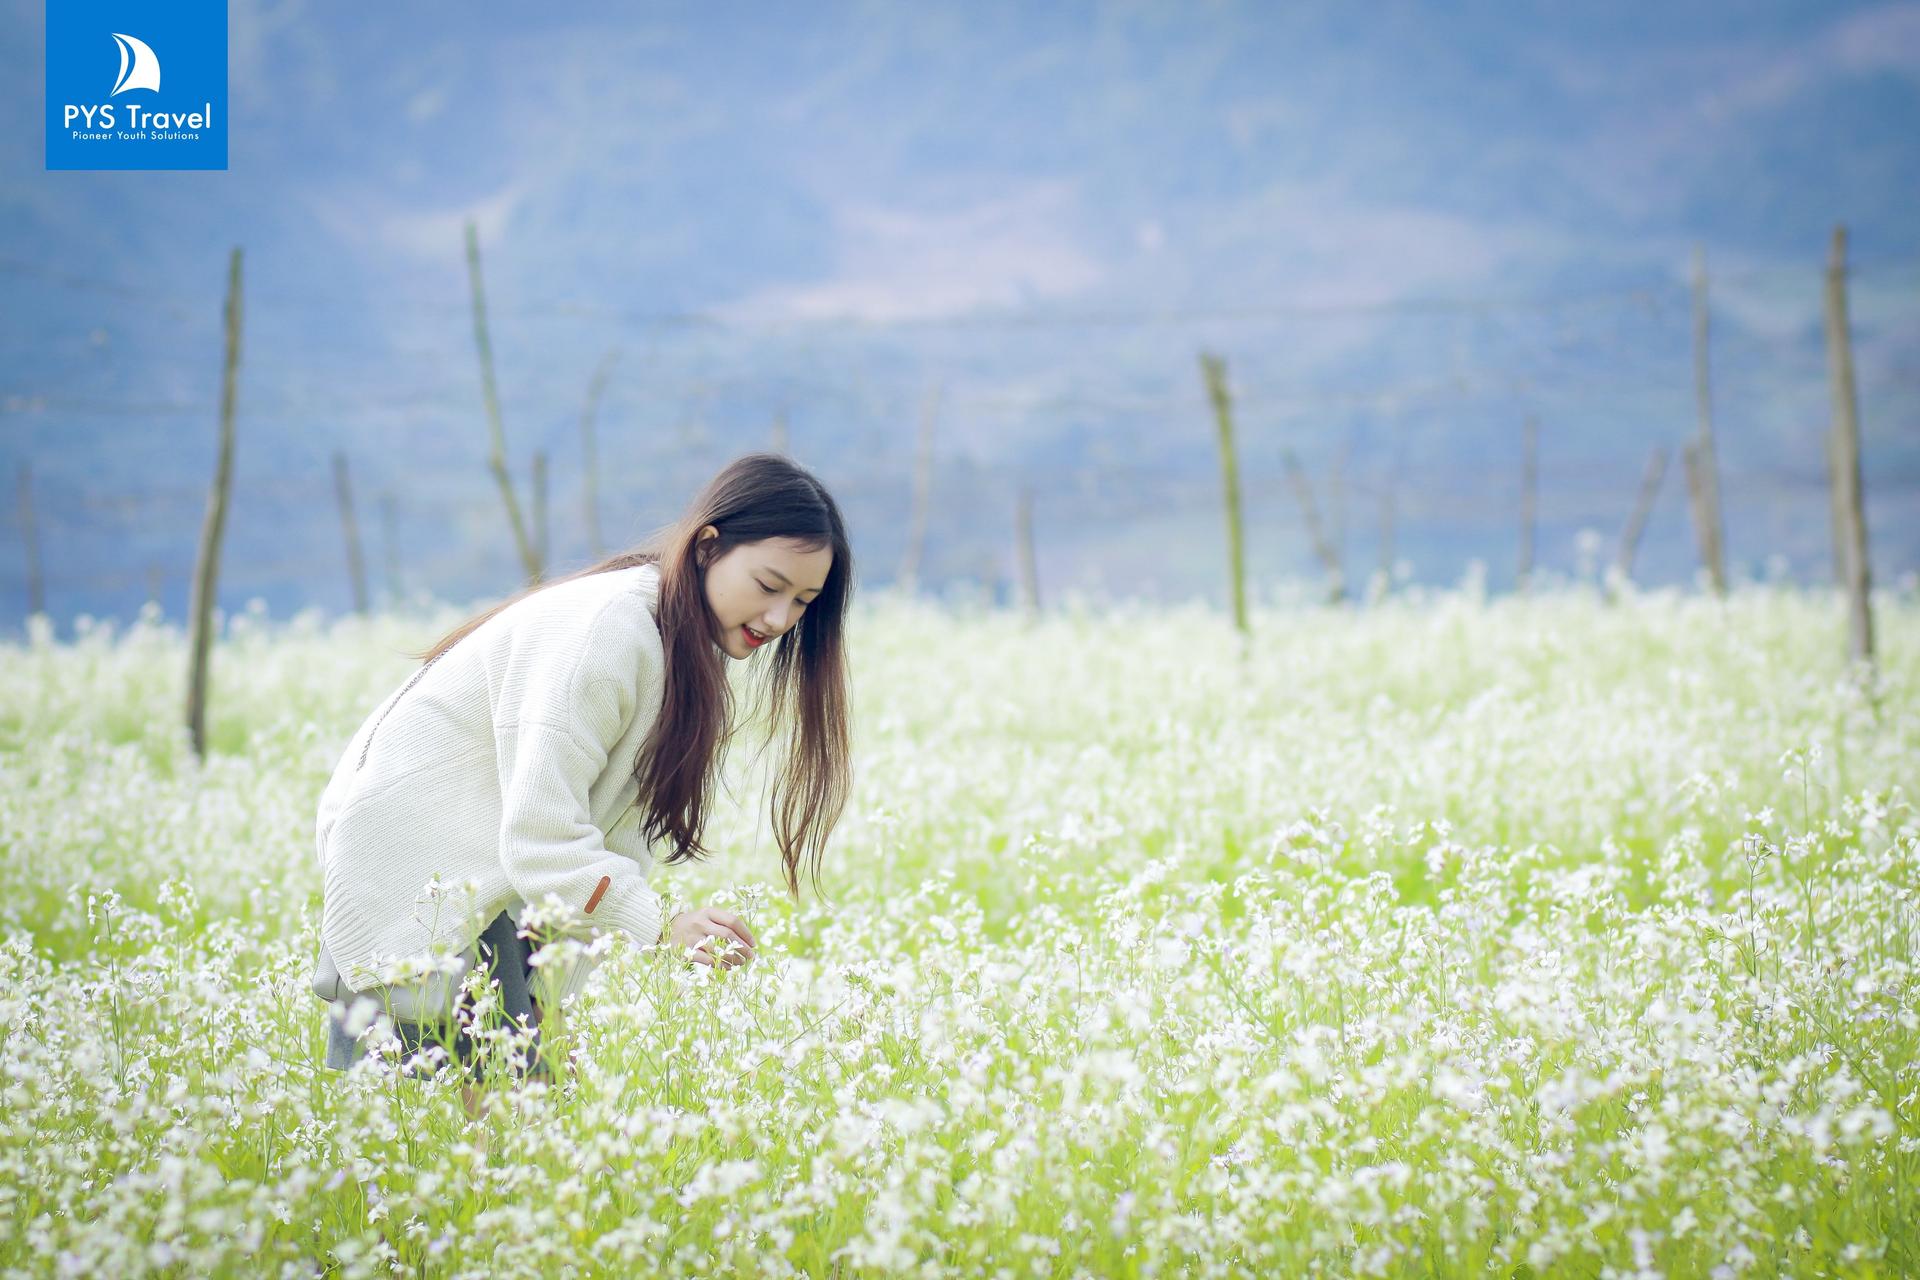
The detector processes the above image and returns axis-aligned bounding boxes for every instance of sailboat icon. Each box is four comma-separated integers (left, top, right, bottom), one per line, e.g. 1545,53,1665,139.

109,33,160,96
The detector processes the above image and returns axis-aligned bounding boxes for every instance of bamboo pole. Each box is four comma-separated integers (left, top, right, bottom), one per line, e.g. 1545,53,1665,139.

1688,245,1729,594
1199,352,1249,635
1827,429,1847,585
1681,442,1708,586
464,219,541,584
1822,224,1874,665
185,247,243,760
1614,445,1669,586
898,383,940,592
1518,414,1538,594
580,348,616,559
1014,482,1040,620
531,449,549,581
16,462,44,618
380,491,400,608
332,450,369,615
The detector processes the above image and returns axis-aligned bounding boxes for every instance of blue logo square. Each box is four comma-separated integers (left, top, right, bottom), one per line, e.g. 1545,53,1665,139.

45,0,228,171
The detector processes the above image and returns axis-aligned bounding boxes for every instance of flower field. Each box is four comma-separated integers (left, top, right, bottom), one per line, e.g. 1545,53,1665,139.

1,581,1916,1278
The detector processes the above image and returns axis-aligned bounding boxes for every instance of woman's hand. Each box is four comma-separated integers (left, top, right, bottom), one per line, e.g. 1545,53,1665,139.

666,906,758,968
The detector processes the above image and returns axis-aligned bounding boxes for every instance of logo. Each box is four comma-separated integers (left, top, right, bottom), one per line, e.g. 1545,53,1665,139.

46,1,227,171
109,33,161,96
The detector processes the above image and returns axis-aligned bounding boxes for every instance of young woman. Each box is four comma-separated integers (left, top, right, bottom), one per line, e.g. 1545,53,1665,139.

310,452,853,1082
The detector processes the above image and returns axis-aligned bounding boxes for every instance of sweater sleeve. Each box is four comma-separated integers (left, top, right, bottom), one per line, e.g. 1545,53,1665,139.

492,594,667,950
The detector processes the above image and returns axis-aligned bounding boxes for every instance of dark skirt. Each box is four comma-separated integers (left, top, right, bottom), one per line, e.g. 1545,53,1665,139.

322,910,554,1082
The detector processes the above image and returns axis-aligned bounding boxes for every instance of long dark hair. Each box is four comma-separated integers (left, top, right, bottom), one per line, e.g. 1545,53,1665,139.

409,452,854,899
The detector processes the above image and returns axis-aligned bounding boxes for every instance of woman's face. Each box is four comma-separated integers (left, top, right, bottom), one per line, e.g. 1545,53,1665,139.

696,528,833,660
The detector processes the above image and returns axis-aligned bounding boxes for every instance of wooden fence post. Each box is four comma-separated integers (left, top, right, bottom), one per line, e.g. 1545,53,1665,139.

1687,245,1729,594
1822,224,1874,666
1199,352,1249,635
464,219,542,584
1613,445,1669,590
1826,429,1847,585
185,247,243,760
332,450,368,615
16,462,44,618
580,348,616,559
1279,449,1343,603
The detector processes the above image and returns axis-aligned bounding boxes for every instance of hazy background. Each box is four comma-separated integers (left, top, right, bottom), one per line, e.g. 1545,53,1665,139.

4,0,1918,634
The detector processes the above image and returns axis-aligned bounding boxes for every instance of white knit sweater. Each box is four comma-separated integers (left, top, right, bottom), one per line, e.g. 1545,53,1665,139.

310,562,671,1013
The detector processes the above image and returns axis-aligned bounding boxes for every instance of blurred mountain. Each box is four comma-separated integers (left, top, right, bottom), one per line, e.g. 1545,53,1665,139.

3,0,1917,631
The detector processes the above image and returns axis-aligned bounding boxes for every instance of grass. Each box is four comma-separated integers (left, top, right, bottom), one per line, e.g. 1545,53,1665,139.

0,579,1914,1277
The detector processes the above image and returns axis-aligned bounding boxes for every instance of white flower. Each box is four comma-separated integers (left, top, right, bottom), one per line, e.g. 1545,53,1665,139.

1110,1191,1136,1234
337,996,380,1038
